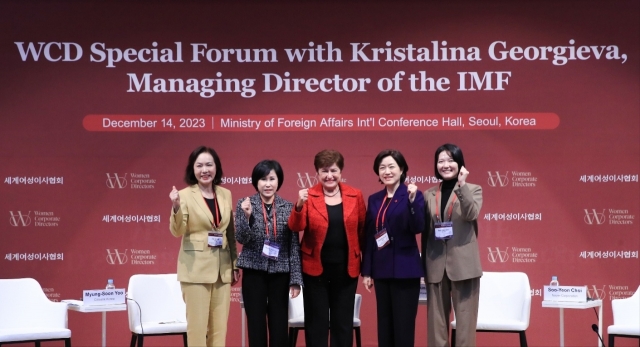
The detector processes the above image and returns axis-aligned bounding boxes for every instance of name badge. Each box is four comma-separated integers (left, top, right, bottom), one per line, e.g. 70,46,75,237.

375,229,390,249
208,231,223,247
262,240,280,259
435,221,453,240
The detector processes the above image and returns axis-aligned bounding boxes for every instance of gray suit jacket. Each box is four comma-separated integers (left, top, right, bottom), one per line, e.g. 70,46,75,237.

423,182,483,283
234,194,303,287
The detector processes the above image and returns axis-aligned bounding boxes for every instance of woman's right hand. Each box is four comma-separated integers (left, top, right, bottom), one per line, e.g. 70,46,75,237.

170,186,180,212
241,197,252,218
362,276,374,293
295,188,309,211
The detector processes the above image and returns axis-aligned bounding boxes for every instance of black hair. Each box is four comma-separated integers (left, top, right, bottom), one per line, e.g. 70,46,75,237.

251,160,284,191
184,146,223,185
434,143,466,180
373,149,408,184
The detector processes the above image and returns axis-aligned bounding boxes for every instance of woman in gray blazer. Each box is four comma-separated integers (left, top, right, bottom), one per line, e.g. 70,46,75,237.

235,160,302,347
423,144,483,347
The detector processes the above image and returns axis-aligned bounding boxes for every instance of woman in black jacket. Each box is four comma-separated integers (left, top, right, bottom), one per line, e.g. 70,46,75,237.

235,159,303,347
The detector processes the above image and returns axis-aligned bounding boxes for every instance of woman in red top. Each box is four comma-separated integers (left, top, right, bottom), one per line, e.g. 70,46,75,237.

288,149,366,347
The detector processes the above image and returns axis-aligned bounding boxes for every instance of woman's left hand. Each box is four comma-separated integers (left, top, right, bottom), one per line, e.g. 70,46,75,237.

290,285,301,298
407,183,418,203
458,166,469,186
232,269,241,286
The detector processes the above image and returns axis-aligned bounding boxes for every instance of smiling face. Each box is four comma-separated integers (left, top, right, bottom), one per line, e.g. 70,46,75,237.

378,156,403,188
194,152,216,187
257,169,278,202
437,150,459,181
317,163,342,191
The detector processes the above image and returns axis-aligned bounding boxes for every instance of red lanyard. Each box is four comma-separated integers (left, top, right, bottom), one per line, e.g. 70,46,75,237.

435,183,457,222
375,196,392,232
202,194,221,229
261,200,277,238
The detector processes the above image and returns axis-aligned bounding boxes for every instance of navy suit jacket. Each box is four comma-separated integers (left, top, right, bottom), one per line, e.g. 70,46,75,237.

361,184,425,279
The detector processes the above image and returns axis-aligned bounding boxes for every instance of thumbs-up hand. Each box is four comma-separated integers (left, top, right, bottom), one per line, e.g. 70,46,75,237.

170,186,180,212
241,197,252,218
296,188,309,210
458,166,469,186
407,182,418,203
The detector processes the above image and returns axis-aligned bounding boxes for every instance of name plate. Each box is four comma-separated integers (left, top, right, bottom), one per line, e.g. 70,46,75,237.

83,288,126,305
543,285,587,302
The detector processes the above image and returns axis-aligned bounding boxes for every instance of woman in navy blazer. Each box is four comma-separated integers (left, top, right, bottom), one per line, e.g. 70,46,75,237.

361,149,425,347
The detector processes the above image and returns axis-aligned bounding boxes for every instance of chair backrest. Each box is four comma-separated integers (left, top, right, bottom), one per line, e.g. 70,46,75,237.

288,287,305,321
477,272,531,327
612,285,640,326
127,274,186,331
0,278,63,329
353,294,362,319
353,294,362,326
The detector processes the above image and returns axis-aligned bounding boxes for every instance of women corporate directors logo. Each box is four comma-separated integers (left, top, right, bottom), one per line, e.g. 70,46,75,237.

487,171,537,188
9,211,60,227
583,208,635,225
105,173,155,189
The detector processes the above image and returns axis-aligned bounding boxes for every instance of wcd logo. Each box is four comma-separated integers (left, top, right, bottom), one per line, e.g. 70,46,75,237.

487,172,509,187
296,173,318,188
106,249,128,265
584,209,606,225
9,211,31,227
587,285,606,300
487,247,509,263
106,173,127,189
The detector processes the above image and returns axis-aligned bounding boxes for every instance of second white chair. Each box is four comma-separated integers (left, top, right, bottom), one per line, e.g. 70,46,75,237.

451,271,531,347
608,285,640,347
127,274,187,347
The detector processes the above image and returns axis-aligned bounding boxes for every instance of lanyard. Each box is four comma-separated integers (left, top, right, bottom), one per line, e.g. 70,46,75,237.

202,194,221,229
435,183,457,222
261,199,277,238
375,196,392,232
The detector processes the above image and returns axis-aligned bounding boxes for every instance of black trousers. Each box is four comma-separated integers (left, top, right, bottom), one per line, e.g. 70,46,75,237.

241,268,290,347
374,278,421,347
303,262,358,347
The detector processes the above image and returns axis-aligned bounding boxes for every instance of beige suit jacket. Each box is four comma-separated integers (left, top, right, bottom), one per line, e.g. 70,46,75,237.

423,182,483,283
170,185,238,283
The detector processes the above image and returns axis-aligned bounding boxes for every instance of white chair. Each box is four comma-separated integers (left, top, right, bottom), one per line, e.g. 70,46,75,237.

287,290,362,347
608,285,640,347
451,272,531,347
127,274,187,347
0,278,71,347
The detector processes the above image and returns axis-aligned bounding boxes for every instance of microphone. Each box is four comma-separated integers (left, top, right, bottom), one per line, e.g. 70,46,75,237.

591,324,606,347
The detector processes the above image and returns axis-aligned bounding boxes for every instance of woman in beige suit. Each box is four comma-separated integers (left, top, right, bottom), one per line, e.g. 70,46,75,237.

169,146,239,347
423,143,482,347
